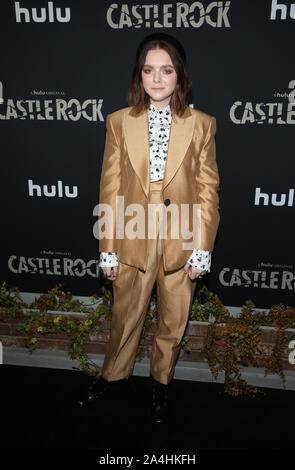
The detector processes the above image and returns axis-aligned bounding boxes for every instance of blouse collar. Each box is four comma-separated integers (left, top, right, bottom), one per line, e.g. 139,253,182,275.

148,102,171,117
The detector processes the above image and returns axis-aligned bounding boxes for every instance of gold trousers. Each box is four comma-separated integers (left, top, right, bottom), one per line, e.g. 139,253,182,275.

101,180,197,385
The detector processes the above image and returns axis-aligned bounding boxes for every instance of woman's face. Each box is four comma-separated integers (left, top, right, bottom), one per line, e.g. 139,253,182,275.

141,48,177,109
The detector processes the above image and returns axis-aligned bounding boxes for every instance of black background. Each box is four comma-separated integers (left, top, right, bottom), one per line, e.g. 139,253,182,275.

0,0,294,308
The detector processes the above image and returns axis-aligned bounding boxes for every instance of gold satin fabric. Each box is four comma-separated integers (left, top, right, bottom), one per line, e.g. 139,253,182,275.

101,180,197,385
99,107,220,272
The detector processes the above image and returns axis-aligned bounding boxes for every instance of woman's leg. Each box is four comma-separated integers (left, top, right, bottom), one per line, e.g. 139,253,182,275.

150,251,197,385
101,260,157,381
101,183,164,382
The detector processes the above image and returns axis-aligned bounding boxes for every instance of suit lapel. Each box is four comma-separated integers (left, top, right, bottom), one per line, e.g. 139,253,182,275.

162,107,194,191
124,105,195,198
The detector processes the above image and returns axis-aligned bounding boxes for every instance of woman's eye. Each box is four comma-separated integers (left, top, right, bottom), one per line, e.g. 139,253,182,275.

143,68,173,74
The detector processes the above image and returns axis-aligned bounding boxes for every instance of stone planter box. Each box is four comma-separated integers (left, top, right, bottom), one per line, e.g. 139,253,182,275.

1,307,294,372
1,286,295,391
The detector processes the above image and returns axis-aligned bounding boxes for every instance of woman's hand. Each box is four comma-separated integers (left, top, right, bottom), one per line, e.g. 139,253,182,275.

183,263,206,281
101,266,118,281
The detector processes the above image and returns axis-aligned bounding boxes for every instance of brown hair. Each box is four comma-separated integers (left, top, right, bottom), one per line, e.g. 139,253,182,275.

127,39,192,117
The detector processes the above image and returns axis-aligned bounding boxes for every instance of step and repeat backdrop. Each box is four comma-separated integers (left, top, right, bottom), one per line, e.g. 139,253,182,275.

0,0,294,308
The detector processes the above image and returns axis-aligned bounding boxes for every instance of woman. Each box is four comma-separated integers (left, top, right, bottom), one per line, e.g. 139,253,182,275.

80,33,220,424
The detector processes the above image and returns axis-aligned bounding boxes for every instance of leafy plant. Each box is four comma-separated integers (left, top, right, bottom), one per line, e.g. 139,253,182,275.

0,280,294,395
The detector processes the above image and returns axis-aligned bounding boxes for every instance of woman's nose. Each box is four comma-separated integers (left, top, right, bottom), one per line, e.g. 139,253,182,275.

153,71,161,82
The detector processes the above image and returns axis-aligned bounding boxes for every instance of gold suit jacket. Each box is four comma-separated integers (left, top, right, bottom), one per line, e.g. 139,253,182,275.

98,105,220,272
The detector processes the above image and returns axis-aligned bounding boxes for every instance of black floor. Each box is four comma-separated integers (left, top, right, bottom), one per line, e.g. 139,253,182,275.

0,364,294,463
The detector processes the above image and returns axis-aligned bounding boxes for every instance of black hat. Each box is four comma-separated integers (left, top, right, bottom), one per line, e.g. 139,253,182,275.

136,33,187,65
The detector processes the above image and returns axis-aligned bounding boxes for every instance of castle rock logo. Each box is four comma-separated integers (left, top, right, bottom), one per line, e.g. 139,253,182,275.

0,98,104,121
106,2,231,29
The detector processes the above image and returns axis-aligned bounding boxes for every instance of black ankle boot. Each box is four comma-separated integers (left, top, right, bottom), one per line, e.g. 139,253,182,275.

77,376,110,407
151,377,169,424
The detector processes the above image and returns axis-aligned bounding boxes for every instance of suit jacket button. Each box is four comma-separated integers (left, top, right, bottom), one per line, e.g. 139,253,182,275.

164,198,171,206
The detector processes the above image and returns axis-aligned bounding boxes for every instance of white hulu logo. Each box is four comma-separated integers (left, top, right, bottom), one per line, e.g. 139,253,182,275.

0,341,2,365
254,188,295,206
270,0,295,20
15,1,71,23
28,179,78,198
0,81,3,104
